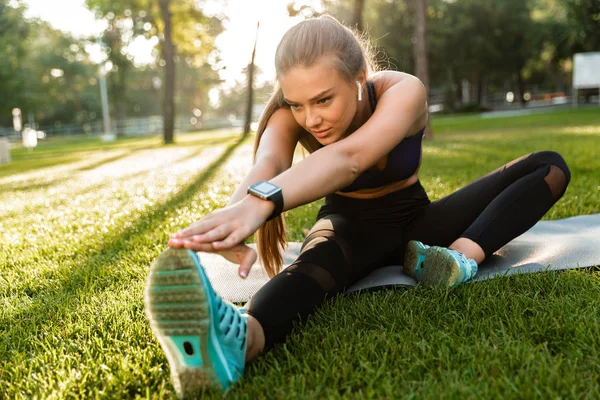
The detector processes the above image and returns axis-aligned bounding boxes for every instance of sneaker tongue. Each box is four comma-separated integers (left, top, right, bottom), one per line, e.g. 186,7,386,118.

468,259,479,278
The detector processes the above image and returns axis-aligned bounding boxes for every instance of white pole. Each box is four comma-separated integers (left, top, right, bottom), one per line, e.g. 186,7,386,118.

99,65,112,135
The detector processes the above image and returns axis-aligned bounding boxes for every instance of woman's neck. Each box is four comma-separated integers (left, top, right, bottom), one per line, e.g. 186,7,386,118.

345,83,372,136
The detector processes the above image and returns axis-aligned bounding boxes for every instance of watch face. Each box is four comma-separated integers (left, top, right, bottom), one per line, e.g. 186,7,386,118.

253,181,279,196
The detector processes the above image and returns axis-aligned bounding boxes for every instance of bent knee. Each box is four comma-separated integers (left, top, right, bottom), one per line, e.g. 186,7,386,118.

532,150,571,184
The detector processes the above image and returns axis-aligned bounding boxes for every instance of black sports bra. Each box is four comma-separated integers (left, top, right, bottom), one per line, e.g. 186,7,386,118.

339,81,424,192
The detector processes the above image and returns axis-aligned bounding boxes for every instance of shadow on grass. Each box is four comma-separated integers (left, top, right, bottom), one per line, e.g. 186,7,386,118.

0,154,83,180
74,137,236,168
0,150,135,192
75,149,148,172
0,135,235,188
0,136,247,357
0,137,232,196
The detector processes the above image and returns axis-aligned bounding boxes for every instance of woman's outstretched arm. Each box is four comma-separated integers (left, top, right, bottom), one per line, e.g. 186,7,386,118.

227,108,302,206
168,108,301,274
173,75,427,250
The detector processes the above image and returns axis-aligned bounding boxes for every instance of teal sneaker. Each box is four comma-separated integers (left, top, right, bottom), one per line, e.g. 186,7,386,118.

144,248,248,397
403,240,430,280
420,246,478,287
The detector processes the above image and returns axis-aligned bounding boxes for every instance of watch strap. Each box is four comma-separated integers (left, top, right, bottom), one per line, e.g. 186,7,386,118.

267,188,284,221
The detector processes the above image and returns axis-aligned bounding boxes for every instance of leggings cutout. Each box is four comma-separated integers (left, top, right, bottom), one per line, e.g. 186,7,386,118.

544,164,569,200
286,262,337,292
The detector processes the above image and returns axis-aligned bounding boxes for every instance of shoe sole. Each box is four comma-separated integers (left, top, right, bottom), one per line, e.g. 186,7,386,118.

144,248,229,398
419,247,463,287
404,241,427,279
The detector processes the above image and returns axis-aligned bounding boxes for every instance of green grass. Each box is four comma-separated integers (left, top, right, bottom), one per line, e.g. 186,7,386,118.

0,129,241,179
430,107,600,134
1,110,599,399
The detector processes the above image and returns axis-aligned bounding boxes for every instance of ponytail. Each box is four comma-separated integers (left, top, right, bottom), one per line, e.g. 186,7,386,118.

253,86,288,278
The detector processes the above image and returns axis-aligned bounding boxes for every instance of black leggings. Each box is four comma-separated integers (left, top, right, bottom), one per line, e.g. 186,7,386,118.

247,151,571,349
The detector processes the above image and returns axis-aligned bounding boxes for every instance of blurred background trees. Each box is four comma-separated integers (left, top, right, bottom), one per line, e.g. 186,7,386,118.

85,0,223,143
1,0,598,140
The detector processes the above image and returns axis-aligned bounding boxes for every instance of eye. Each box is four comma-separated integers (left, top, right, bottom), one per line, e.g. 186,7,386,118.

317,97,331,105
287,102,301,110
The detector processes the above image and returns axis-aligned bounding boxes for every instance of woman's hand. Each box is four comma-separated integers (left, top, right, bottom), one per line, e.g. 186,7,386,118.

168,195,273,277
169,239,257,278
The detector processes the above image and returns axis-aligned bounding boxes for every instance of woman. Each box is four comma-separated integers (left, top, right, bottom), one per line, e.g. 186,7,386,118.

144,15,570,396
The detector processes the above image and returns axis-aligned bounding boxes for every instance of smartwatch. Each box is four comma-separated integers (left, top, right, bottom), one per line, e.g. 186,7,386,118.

247,180,284,221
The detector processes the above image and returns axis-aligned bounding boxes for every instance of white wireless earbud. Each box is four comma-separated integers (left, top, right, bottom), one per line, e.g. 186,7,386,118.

356,81,362,101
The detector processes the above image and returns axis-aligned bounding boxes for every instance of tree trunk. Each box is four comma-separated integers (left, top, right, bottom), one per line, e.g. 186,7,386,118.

413,0,433,139
455,76,462,106
115,65,128,136
353,0,366,32
475,71,484,107
159,0,175,144
244,22,259,137
516,69,527,107
548,61,564,93
105,24,127,137
443,67,455,112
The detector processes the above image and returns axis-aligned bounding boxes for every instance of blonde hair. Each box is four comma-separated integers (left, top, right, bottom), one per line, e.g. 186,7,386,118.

254,15,378,277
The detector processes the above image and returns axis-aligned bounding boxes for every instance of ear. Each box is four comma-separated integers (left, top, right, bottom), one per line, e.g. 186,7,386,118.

356,69,368,86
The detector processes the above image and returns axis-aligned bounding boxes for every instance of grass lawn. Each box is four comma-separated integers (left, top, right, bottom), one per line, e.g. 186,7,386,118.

1,108,599,399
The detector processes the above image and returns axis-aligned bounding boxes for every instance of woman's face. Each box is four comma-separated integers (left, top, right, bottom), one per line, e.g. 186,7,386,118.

280,55,359,145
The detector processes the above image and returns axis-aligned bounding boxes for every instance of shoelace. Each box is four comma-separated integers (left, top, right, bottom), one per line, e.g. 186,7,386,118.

216,297,247,350
451,250,475,280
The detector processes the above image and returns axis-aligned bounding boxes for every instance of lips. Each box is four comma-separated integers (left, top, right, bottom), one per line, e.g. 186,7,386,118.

311,128,330,138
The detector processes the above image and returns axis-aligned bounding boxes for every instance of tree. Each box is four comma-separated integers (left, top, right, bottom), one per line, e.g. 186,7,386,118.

25,23,102,126
0,0,30,126
100,18,134,137
244,22,259,137
352,0,366,32
1,1,102,128
85,0,223,143
158,0,175,143
564,0,600,53
412,0,432,138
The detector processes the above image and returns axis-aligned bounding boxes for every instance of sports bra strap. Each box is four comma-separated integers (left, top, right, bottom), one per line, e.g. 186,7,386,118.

366,81,377,113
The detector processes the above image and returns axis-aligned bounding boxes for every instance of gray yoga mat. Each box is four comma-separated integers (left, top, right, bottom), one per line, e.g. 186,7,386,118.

199,213,600,302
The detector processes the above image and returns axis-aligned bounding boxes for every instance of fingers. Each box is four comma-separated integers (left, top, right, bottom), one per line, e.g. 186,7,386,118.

168,239,215,252
238,247,258,279
169,237,257,280
188,224,235,244
172,217,219,239
211,228,250,250
172,219,243,246
168,237,185,248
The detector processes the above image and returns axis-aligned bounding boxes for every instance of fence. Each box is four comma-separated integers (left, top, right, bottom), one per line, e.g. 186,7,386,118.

0,115,244,140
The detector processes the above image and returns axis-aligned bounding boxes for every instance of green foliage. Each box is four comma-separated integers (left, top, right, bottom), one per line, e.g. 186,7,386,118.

85,0,223,67
0,1,30,124
563,0,600,53
26,24,101,125
0,2,102,127
323,0,598,105
84,0,224,139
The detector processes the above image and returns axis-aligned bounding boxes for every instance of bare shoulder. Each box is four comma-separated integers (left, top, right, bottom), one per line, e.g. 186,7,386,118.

268,107,302,131
369,71,428,135
370,71,425,97
253,107,303,171
258,107,302,161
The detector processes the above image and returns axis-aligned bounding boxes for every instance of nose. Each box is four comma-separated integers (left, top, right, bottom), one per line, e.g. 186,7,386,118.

305,108,322,129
